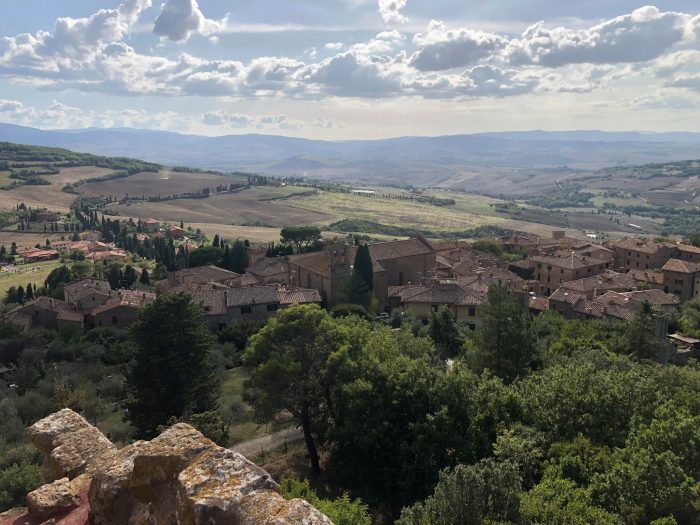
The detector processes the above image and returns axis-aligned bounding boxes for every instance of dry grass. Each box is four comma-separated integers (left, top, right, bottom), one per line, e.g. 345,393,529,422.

111,187,333,228
285,190,503,232
80,170,246,199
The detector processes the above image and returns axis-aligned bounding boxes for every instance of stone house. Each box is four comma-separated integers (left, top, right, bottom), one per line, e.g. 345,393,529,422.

189,285,321,331
661,259,700,302
610,239,677,272
22,249,59,264
243,257,290,286
627,269,665,290
558,271,637,299
388,279,486,330
530,251,609,295
87,290,156,329
142,218,160,232
157,265,241,294
677,244,700,264
64,279,112,311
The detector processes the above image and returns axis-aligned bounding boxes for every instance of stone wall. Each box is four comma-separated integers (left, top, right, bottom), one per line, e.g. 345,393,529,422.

0,409,332,525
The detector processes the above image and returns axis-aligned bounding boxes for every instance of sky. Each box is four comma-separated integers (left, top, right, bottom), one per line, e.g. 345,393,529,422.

0,0,699,139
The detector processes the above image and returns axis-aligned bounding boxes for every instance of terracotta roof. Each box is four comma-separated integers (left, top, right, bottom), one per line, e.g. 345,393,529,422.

678,244,700,255
572,300,607,318
662,258,700,274
560,271,636,294
90,290,155,315
246,257,290,278
529,297,549,311
391,280,485,306
531,251,607,270
549,288,586,305
627,269,664,285
612,238,674,254
64,279,111,299
624,289,680,306
225,286,279,307
240,273,261,287
277,287,322,305
56,310,85,322
189,288,227,315
368,237,433,261
172,265,241,285
288,251,333,278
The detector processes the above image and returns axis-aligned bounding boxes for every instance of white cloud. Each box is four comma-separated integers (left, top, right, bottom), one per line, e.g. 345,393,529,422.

153,0,227,42
411,21,507,71
0,2,699,106
507,6,692,67
378,0,408,25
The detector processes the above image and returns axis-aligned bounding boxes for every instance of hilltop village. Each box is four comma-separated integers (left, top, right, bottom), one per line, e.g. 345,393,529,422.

4,211,700,362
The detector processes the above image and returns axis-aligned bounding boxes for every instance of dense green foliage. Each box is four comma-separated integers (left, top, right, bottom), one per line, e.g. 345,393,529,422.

127,293,219,438
280,477,372,525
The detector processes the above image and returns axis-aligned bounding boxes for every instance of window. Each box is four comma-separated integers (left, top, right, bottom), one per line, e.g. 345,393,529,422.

34,310,39,317
307,274,312,288
431,305,439,312
468,307,476,317
111,316,118,325
241,306,252,314
204,306,211,312
675,279,684,285
267,304,278,312
218,323,227,331
399,272,405,286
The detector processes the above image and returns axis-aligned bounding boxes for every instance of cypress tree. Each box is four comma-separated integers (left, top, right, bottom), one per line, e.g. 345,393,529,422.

230,240,249,274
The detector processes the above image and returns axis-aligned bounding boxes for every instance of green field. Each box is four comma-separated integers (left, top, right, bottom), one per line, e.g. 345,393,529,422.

0,260,61,298
0,171,12,186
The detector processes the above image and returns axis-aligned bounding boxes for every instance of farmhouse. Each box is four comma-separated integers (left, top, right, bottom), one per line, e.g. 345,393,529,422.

22,249,59,263
64,279,112,310
142,218,160,232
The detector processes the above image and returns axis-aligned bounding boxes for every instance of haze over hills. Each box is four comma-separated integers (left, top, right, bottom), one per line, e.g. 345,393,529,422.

2,123,700,188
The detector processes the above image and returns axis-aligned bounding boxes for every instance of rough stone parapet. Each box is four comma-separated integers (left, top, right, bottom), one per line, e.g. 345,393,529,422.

9,409,333,525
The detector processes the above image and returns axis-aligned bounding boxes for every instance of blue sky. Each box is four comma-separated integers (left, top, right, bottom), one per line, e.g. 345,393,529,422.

0,1,699,138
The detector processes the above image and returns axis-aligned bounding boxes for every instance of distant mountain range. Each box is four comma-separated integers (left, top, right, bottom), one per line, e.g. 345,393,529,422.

2,123,700,188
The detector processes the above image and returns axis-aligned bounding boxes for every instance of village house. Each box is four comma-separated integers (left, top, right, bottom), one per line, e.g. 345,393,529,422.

156,265,242,294
242,257,290,287
189,284,321,331
388,279,486,330
571,242,614,263
64,279,112,310
166,224,186,239
627,269,665,290
491,230,578,256
87,290,156,329
661,259,700,302
529,251,609,295
558,271,637,299
677,244,700,263
142,218,160,233
36,211,61,222
4,296,84,331
22,249,59,264
86,249,128,263
609,238,677,272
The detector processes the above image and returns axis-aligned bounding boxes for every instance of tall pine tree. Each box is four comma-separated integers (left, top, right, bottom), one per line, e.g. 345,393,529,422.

127,293,219,438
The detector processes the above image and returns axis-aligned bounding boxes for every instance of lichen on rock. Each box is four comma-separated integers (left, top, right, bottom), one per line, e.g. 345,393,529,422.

17,409,333,525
